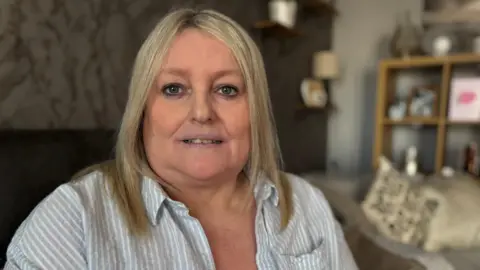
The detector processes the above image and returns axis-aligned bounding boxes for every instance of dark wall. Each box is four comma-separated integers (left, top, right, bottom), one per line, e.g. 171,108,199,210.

257,8,332,173
0,0,332,173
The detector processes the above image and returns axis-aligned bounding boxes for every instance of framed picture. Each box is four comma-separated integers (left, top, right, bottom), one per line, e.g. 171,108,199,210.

448,77,480,122
407,85,438,118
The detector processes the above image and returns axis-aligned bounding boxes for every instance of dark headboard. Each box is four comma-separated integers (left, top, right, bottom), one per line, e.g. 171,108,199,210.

0,130,115,266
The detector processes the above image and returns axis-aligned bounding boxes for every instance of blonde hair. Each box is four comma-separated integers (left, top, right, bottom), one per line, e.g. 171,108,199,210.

76,8,292,236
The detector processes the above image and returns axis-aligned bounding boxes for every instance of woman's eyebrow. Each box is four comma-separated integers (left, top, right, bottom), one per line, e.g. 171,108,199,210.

159,68,189,77
159,68,241,78
211,69,241,78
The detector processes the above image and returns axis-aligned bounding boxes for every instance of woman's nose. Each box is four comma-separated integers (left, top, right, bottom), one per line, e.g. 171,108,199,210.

190,91,214,124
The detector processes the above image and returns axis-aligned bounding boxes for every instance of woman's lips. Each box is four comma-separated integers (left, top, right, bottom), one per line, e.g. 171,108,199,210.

182,139,223,144
178,132,225,145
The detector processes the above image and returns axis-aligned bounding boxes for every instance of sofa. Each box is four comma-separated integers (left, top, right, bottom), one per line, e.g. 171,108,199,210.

301,172,480,270
301,174,427,270
0,129,116,267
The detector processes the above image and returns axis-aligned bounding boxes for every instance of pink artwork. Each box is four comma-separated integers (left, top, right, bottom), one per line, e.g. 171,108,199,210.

448,78,480,122
457,90,477,104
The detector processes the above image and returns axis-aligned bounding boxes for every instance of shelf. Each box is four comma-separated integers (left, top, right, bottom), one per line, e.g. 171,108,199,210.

447,120,480,125
303,0,338,16
384,118,480,126
297,105,325,111
384,117,439,125
253,21,301,38
423,10,480,24
381,53,480,69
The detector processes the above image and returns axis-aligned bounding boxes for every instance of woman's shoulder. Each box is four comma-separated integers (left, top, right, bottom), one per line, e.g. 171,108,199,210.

12,169,105,238
283,172,331,210
282,172,340,234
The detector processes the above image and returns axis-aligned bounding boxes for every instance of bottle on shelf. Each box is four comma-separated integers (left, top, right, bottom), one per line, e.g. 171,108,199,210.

463,142,478,176
403,146,424,182
405,146,418,177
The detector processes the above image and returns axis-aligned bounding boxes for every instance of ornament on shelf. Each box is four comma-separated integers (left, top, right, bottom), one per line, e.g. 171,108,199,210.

432,36,453,56
299,50,340,109
421,25,459,57
405,146,418,177
463,142,478,175
408,86,437,118
268,0,298,28
388,100,407,120
441,166,455,177
300,79,327,108
390,10,422,59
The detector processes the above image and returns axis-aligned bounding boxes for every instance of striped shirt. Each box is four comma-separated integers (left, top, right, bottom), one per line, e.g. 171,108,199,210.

4,171,358,270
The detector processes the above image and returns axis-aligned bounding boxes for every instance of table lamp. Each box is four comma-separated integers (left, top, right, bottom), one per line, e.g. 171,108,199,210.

313,51,340,80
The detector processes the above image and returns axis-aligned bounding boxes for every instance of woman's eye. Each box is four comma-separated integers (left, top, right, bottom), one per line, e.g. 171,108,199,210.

162,84,184,96
217,85,238,96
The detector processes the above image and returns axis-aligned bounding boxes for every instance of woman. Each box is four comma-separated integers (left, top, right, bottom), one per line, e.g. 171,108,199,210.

5,8,357,270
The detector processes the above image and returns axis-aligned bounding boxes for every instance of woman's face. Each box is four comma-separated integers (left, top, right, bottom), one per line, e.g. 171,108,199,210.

143,28,250,183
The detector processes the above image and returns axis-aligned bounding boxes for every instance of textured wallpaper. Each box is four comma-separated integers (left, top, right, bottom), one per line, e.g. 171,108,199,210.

0,0,163,128
0,0,332,172
0,0,266,129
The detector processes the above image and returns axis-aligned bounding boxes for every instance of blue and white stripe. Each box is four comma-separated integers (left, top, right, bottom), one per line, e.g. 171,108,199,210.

4,171,357,270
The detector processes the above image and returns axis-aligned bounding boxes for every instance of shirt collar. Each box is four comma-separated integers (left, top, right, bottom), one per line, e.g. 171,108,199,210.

141,172,280,226
254,173,279,206
141,175,168,225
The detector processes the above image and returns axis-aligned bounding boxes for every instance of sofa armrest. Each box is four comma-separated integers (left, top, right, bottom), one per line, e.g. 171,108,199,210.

305,179,376,233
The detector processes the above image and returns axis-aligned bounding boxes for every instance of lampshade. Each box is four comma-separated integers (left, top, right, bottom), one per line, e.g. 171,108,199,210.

313,51,339,79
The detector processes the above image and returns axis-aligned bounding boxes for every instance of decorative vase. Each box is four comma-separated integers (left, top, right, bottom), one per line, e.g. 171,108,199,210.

390,11,422,58
268,0,298,28
404,146,418,177
300,79,327,108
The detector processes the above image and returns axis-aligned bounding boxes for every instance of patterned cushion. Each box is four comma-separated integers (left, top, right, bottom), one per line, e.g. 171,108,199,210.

361,157,439,247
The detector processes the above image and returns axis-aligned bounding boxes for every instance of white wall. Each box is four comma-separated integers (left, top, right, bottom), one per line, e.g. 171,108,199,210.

327,0,424,174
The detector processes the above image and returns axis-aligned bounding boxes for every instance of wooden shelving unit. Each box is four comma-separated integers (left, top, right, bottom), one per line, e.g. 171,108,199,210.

423,10,480,24
372,53,480,173
383,117,440,125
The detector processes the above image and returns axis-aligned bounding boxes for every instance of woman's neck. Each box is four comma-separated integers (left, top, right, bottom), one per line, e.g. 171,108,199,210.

160,171,253,218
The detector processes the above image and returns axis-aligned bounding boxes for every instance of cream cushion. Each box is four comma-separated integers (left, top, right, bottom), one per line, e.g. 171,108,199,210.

421,174,480,252
362,157,480,252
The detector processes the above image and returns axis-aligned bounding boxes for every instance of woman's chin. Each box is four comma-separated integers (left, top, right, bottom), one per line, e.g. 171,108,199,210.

189,170,224,181
181,163,231,181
